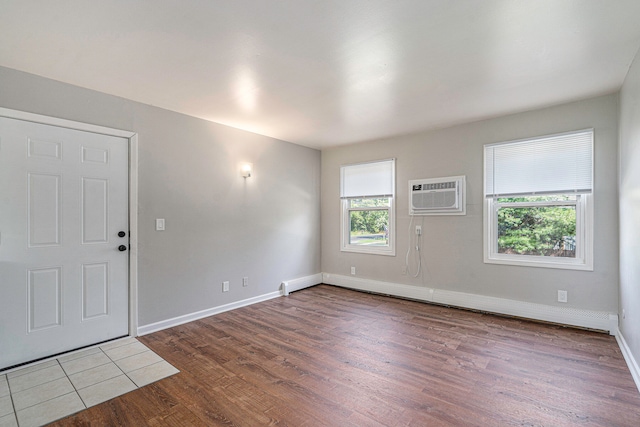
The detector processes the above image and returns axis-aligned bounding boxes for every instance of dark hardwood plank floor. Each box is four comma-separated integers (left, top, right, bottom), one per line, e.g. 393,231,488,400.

52,285,640,426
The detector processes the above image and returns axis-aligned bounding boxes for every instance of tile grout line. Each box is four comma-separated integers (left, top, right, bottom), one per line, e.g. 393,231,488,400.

64,346,130,409
58,357,88,411
122,360,165,388
5,374,18,427
7,366,65,395
3,362,49,379
73,341,146,407
101,342,138,386
8,358,86,427
102,343,147,390
101,340,180,389
11,347,113,419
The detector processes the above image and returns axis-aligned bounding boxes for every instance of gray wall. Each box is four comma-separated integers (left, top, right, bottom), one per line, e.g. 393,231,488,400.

0,66,321,327
322,94,619,313
619,50,640,366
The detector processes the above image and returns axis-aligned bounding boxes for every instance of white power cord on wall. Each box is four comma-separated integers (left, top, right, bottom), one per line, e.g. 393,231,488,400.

404,216,424,278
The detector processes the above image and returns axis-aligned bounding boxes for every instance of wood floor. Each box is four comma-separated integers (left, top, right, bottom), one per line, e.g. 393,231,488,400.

52,285,640,426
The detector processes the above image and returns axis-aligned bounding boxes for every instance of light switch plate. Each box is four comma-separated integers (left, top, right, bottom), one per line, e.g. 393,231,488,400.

156,218,165,231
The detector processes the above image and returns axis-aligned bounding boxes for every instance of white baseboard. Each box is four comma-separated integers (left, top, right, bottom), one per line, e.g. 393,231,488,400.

281,273,323,296
138,273,323,336
616,329,640,394
137,291,281,336
322,273,618,334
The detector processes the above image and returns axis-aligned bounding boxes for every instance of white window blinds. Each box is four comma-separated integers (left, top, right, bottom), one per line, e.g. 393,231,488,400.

484,129,593,198
340,159,395,198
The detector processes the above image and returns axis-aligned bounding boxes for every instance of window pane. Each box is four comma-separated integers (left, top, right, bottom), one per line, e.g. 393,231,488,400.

349,209,389,246
349,198,390,208
497,205,576,257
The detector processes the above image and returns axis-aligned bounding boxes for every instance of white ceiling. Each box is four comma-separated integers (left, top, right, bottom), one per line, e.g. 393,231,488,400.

2,1,640,149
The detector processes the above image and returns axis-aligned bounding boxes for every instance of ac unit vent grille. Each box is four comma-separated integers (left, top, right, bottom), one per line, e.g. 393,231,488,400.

415,181,457,191
409,176,466,216
412,190,457,209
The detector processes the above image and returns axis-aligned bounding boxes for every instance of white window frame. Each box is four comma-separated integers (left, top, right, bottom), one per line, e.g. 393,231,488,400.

340,160,396,256
483,195,593,270
483,129,594,271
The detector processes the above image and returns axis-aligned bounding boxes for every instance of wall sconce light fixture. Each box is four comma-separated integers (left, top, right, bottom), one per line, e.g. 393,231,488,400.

240,163,253,178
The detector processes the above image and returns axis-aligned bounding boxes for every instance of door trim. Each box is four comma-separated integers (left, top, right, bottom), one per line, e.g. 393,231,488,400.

0,107,139,338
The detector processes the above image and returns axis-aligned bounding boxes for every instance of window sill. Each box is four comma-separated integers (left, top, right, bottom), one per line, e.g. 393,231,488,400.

484,254,593,271
341,246,396,256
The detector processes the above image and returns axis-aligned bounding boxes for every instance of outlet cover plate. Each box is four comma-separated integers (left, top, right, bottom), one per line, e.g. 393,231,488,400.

558,290,568,303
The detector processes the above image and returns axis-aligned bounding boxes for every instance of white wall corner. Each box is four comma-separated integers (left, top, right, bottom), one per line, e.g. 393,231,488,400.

322,273,617,334
616,329,640,394
609,314,619,336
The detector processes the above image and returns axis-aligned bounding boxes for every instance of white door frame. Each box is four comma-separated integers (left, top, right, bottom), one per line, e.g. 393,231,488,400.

0,107,139,338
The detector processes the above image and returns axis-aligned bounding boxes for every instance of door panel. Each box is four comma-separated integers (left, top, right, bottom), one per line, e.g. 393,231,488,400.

28,173,62,247
27,267,62,331
82,262,109,320
82,177,109,244
0,117,129,370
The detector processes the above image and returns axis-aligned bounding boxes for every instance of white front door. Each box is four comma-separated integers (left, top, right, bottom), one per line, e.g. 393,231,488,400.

0,117,129,370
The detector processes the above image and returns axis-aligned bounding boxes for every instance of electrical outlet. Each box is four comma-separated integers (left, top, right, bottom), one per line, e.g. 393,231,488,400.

351,266,356,275
402,266,408,275
415,225,422,235
155,218,165,231
557,290,567,303
222,281,230,292
242,277,248,287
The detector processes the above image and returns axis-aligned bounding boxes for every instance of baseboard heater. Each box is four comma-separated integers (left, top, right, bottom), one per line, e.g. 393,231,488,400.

281,273,323,296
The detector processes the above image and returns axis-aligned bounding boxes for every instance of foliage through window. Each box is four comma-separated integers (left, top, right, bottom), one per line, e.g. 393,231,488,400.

348,198,390,247
496,196,577,258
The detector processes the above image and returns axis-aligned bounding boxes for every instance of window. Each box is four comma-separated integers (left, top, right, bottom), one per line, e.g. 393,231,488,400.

340,159,395,255
483,130,593,270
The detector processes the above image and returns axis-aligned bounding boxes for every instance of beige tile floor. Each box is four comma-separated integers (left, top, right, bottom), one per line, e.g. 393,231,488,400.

0,338,179,427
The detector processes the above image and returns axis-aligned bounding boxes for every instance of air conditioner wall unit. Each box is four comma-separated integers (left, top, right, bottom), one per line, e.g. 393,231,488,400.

409,175,466,215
